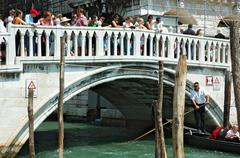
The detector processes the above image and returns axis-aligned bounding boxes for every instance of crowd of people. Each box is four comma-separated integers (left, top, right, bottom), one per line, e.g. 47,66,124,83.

0,7,167,31
0,7,227,64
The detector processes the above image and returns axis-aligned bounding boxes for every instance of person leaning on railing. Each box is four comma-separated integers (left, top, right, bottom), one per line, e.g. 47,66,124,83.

0,14,7,64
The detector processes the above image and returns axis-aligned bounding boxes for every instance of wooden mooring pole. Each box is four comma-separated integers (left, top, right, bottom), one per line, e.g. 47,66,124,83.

172,55,187,158
223,71,232,128
58,37,65,158
230,20,240,128
154,61,167,158
28,88,35,158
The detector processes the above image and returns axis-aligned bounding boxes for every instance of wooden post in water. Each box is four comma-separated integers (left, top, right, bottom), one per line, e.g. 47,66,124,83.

28,88,35,158
58,37,65,158
154,61,167,158
230,20,240,128
172,55,187,158
223,71,232,128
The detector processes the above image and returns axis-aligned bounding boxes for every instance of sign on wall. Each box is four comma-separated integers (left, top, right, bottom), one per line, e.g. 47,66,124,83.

25,79,38,98
206,76,213,86
213,77,221,91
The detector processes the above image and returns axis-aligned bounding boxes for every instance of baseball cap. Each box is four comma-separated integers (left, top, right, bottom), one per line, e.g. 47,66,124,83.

30,9,39,15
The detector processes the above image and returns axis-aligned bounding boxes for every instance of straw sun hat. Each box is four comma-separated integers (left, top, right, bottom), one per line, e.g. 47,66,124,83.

61,17,71,23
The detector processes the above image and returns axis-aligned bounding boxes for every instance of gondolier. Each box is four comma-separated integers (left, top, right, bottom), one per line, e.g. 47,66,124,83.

191,82,209,133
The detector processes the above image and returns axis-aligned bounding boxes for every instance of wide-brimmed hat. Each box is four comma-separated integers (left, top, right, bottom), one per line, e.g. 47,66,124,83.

61,17,71,23
30,8,39,15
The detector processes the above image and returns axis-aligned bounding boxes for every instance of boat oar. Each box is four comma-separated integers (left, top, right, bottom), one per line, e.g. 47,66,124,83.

130,105,207,142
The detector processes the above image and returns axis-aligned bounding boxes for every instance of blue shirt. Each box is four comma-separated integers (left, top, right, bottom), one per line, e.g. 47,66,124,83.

25,14,34,25
191,88,207,104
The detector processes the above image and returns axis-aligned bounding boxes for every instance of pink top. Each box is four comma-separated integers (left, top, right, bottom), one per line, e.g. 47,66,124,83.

72,15,88,26
38,18,53,26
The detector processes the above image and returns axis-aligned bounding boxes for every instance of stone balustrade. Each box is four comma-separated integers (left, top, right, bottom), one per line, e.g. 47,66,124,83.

0,24,230,69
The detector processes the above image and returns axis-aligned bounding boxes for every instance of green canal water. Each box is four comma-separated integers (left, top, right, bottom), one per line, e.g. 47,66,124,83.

17,121,239,158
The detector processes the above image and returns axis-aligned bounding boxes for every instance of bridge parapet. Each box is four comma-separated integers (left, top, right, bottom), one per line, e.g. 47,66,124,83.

0,24,230,69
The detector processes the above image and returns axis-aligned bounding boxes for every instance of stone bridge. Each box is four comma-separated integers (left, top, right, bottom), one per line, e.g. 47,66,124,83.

0,25,232,157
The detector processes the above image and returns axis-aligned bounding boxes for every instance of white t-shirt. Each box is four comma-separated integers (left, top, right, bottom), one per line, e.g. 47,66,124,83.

153,21,163,31
123,22,134,28
191,88,207,104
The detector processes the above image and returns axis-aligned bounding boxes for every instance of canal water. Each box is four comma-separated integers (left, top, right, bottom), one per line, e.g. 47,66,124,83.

17,120,239,158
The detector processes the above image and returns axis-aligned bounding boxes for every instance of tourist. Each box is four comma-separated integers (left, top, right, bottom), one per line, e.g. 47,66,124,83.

61,17,71,26
111,14,121,28
195,29,203,36
123,16,134,28
153,17,163,32
72,7,88,26
134,16,141,27
191,82,209,133
24,8,39,56
183,24,195,35
97,16,105,27
38,11,53,26
38,11,54,56
137,18,147,29
145,15,154,30
88,15,98,27
13,9,26,25
0,14,6,64
225,125,240,141
25,8,39,25
5,9,15,26
215,29,225,39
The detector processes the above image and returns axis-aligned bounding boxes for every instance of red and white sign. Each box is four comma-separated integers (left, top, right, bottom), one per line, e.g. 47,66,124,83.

25,79,38,97
213,77,221,91
206,76,213,86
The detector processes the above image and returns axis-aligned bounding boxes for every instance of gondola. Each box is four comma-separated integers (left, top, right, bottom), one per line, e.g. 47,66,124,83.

184,130,240,154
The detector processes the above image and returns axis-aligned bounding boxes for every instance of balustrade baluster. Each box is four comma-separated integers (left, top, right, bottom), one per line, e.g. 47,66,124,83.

81,35,86,57
96,31,104,56
66,35,71,57
193,40,196,61
54,30,61,57
45,33,50,57
168,37,174,59
217,43,221,63
120,34,124,56
222,44,226,64
187,40,191,60
155,36,160,57
37,33,42,57
127,35,131,56
149,35,153,57
20,34,25,57
162,39,165,58
212,43,216,63
88,35,93,56
74,33,78,57
114,33,118,56
207,43,211,63
144,35,147,56
182,40,186,57
29,32,33,57
199,40,205,63
107,34,111,56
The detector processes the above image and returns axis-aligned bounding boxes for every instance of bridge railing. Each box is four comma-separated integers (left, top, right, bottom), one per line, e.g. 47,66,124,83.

3,24,230,68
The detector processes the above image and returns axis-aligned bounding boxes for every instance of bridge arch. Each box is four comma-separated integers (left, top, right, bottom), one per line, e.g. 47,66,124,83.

8,63,223,155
